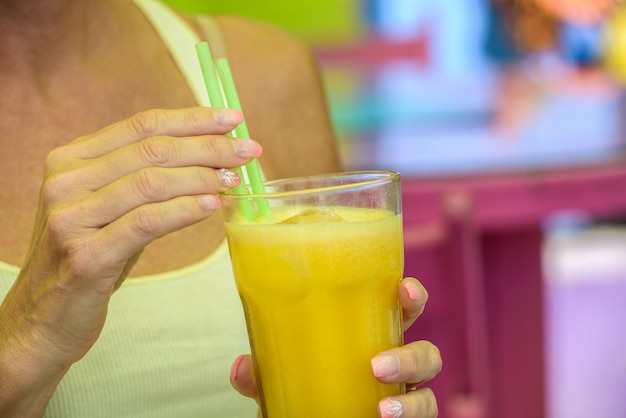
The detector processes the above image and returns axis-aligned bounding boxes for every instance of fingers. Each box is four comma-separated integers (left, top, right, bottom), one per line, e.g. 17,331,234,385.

230,354,260,401
80,194,222,280
34,107,259,291
378,388,438,418
77,167,241,226
67,107,244,159
371,340,442,386
40,107,263,229
77,135,261,190
43,134,262,202
398,278,429,331
372,340,441,418
42,107,260,211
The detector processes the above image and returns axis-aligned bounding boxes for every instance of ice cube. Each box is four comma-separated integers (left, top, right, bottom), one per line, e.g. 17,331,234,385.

280,209,345,224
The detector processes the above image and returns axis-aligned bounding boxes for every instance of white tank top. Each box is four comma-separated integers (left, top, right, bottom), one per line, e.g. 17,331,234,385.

0,0,257,416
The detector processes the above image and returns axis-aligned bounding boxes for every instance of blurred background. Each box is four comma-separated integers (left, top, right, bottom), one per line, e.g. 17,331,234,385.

163,0,626,176
162,1,626,417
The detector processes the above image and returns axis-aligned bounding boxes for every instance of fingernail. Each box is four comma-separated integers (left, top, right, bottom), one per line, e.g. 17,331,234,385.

198,195,221,211
380,398,404,418
404,281,420,301
233,139,262,159
371,353,400,378
230,355,245,381
213,109,242,125
216,168,240,188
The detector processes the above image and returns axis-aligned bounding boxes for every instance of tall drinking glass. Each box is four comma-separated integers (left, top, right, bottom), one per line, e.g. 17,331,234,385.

221,171,405,418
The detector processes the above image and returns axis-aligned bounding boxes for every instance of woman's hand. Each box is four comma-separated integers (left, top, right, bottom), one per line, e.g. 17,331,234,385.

231,277,442,418
0,107,258,415
371,278,441,417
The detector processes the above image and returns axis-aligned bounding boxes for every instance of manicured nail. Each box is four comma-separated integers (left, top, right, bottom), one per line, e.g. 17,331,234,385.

371,353,400,378
198,195,221,211
213,109,242,125
216,168,240,188
380,399,404,418
233,139,262,159
404,281,420,301
230,355,245,381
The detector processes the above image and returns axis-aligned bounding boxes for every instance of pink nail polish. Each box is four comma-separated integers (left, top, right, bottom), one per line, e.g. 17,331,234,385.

217,168,240,187
380,399,404,418
234,139,262,159
198,195,221,211
230,355,244,381
213,109,242,125
371,354,400,378
404,281,420,301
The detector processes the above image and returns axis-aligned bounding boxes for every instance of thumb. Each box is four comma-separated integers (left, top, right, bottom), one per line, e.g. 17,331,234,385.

230,354,260,400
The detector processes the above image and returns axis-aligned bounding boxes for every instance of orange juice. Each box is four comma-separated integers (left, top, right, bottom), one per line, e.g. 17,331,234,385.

226,206,404,418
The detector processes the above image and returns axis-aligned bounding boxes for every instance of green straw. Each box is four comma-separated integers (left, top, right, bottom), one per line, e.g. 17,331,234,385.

194,42,223,109
194,43,249,193
194,42,256,220
215,58,270,218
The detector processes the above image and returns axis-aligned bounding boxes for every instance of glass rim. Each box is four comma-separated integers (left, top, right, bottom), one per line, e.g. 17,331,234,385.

220,170,400,200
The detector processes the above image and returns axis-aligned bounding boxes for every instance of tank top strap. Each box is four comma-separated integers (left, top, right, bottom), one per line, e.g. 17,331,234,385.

133,0,214,106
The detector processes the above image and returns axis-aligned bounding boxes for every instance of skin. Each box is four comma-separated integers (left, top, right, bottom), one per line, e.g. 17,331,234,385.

0,0,441,416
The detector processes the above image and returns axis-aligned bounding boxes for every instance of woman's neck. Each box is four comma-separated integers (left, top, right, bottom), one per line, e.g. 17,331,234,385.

0,0,158,108
0,0,141,80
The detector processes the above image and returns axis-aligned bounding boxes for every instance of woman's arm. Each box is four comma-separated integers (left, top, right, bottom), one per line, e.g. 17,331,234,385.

0,108,254,417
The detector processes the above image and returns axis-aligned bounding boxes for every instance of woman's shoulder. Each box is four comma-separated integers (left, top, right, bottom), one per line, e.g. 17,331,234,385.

214,15,310,53
174,9,314,76
174,10,340,179
212,15,319,90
